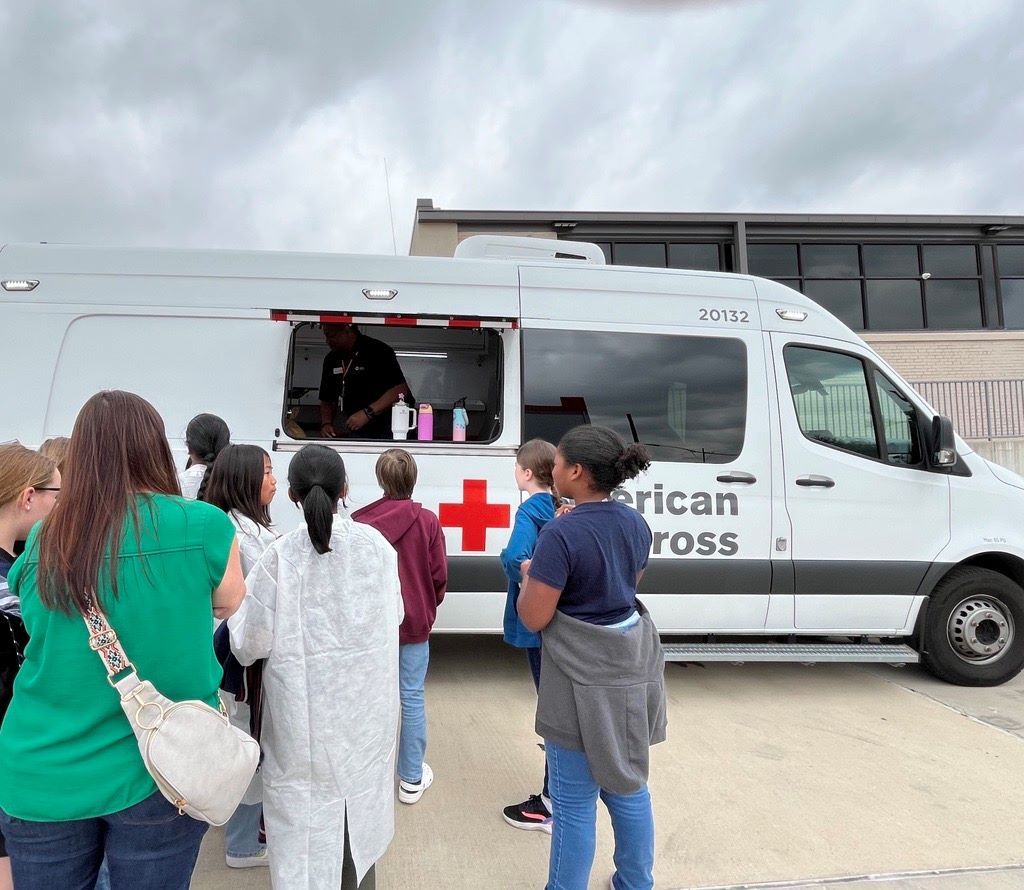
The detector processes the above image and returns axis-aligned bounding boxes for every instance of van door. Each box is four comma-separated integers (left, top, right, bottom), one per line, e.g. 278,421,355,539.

519,264,774,632
769,333,951,631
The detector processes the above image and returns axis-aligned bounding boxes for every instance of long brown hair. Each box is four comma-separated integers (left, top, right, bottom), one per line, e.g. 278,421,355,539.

37,391,181,614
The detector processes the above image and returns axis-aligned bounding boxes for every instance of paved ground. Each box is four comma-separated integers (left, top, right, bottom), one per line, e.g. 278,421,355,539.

190,636,1024,889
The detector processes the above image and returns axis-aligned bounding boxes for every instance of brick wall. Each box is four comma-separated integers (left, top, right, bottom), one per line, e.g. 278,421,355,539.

865,331,1024,382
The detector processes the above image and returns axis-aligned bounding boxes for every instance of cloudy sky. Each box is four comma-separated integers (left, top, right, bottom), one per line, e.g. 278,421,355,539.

2,0,1021,256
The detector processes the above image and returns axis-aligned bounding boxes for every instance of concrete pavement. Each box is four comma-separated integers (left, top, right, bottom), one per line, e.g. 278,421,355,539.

190,637,1024,889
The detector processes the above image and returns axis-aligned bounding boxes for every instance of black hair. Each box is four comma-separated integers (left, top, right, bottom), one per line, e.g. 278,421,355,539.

185,413,231,502
206,444,273,531
288,444,346,554
558,425,651,493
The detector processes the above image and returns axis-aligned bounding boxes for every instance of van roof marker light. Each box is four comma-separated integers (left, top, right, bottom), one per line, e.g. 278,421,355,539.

2,279,39,292
363,288,398,301
776,308,807,322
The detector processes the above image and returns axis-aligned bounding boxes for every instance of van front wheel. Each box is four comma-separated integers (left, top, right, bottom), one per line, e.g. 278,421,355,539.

922,567,1024,686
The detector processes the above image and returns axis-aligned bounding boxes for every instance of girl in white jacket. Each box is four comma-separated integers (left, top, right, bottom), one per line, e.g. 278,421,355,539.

229,444,402,890
207,444,279,869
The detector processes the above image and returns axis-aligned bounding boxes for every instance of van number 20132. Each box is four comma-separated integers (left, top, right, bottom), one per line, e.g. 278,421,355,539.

698,308,749,323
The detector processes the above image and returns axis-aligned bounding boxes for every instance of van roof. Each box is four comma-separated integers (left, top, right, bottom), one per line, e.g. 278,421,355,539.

0,242,830,335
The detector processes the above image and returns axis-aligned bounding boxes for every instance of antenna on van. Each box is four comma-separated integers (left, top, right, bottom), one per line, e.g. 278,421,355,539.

383,157,398,256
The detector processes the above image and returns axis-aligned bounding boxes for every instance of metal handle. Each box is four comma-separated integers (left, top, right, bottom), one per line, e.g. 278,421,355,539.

716,471,757,484
795,475,835,488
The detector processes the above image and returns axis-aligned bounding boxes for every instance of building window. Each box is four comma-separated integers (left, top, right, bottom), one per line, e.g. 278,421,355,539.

922,245,979,278
748,244,799,278
925,279,983,330
802,244,859,278
803,280,864,330
523,329,747,463
862,245,919,277
612,242,666,267
998,245,1024,329
865,280,924,330
668,243,721,271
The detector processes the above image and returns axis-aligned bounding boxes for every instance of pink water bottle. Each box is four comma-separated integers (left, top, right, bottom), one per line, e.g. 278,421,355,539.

417,403,434,441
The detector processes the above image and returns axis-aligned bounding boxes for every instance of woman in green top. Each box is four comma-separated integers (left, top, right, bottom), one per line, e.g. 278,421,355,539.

0,391,245,890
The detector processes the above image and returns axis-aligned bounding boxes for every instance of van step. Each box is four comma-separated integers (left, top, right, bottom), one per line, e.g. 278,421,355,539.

662,642,919,664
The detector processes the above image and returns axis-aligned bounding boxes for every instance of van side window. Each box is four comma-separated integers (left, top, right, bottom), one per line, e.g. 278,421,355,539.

283,323,504,442
873,370,922,466
785,347,880,459
522,330,747,464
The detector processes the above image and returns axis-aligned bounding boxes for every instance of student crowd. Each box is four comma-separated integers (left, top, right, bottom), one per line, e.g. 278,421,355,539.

0,390,666,890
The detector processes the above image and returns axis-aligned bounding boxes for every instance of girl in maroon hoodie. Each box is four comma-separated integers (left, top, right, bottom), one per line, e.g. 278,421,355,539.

353,449,447,805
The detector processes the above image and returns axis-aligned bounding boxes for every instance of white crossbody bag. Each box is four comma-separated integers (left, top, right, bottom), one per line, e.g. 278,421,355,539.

82,602,261,826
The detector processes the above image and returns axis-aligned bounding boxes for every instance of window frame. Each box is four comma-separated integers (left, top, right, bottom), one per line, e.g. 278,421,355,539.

521,327,750,465
280,318,507,445
783,343,929,470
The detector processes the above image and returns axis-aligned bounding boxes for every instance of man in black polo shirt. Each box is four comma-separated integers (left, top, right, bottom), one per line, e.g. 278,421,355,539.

318,323,411,439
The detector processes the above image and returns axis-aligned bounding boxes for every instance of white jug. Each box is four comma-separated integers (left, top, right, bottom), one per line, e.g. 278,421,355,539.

391,395,417,440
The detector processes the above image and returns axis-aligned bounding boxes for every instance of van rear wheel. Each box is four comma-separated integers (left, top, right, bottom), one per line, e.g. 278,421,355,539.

922,567,1024,686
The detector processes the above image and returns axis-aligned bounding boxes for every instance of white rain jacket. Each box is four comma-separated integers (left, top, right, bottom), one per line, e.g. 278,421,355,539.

229,513,402,888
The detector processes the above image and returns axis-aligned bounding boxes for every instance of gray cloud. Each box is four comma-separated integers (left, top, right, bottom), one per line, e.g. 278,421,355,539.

0,0,1020,255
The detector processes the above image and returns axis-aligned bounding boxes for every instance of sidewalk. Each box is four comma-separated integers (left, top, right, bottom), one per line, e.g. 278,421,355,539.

190,636,1024,889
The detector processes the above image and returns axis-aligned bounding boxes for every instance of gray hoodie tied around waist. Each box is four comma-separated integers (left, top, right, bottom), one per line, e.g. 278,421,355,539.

536,600,667,795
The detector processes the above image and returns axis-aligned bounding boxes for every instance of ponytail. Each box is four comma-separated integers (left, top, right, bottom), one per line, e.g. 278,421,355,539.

185,414,230,503
301,484,335,554
287,444,346,556
558,425,651,493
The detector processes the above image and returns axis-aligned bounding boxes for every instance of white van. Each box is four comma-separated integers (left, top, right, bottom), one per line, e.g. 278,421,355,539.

3,236,1023,686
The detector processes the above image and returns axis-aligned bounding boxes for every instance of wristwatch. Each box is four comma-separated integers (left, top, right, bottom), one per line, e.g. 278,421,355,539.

364,406,376,418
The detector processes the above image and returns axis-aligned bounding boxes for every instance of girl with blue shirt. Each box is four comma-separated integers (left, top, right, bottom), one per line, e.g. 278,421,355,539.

519,425,665,890
500,439,557,833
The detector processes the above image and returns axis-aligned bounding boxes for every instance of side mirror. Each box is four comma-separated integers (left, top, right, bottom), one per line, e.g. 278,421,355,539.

931,415,957,467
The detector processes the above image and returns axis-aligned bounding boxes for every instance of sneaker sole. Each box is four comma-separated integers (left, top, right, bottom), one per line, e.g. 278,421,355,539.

225,857,269,869
502,813,552,834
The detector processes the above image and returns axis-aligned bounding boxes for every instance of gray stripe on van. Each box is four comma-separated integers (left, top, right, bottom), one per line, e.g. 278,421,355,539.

446,556,947,597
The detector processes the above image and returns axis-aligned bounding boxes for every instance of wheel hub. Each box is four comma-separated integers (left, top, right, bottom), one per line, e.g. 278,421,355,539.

947,596,1014,664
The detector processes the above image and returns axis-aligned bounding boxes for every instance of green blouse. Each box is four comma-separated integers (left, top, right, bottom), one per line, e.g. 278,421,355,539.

0,494,234,821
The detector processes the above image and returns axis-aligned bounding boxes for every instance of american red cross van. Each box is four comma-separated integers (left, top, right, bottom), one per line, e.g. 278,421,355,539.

2,235,1023,686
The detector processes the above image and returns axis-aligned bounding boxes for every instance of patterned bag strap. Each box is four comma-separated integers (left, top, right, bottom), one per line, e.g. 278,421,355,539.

81,600,137,684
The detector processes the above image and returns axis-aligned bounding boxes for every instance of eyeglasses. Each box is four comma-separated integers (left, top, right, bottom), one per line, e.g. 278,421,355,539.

36,487,61,493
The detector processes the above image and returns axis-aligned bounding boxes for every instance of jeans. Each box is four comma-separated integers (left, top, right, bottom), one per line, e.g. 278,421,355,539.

545,740,654,890
224,801,263,858
0,790,208,890
398,641,430,784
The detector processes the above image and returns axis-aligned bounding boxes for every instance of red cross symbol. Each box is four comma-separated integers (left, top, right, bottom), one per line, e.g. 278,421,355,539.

439,479,511,552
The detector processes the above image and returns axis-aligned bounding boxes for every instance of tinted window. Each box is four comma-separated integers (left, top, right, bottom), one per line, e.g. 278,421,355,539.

925,279,983,329
785,347,878,459
590,242,612,263
998,245,1024,277
865,280,923,330
748,244,799,278
801,244,859,278
1001,279,1024,329
668,243,720,271
613,243,666,268
873,370,921,466
922,245,978,277
862,245,919,278
523,330,747,463
802,280,864,329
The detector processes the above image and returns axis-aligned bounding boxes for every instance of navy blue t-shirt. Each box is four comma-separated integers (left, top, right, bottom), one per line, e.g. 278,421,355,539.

528,500,652,626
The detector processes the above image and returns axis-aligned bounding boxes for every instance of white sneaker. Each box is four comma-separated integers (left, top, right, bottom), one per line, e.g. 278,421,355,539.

398,762,434,804
225,847,269,868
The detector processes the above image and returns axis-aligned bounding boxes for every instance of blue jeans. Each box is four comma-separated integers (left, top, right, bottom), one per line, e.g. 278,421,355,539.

224,801,263,858
398,641,430,784
0,790,208,890
545,740,654,890
525,646,550,799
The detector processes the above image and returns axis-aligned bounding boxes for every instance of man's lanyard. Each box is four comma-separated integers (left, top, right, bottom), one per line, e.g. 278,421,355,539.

337,354,356,401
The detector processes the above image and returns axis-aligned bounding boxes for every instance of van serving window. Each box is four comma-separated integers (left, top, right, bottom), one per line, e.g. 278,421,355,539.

522,330,747,464
282,320,504,442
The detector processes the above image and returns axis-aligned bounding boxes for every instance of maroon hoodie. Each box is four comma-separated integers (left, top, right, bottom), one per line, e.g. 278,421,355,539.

352,497,448,644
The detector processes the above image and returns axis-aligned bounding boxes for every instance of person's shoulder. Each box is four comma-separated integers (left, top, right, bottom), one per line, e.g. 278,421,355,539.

523,492,555,518
361,334,396,355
